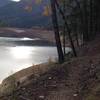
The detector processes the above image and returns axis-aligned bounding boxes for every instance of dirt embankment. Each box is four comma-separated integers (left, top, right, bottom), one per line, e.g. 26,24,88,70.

0,27,55,43
0,35,100,100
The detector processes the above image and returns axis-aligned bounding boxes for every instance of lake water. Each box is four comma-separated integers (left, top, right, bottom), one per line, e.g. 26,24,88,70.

0,37,71,83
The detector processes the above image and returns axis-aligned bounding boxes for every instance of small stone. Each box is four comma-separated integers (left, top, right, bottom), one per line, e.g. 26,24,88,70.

48,77,52,80
73,94,78,97
39,95,45,99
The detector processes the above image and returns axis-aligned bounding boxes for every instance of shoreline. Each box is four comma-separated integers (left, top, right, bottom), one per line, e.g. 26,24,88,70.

0,27,55,43
0,62,57,96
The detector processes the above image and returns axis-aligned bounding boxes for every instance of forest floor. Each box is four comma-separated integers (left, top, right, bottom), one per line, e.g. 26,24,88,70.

0,35,100,100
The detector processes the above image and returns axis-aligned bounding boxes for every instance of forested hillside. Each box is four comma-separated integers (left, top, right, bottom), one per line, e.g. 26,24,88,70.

0,0,51,28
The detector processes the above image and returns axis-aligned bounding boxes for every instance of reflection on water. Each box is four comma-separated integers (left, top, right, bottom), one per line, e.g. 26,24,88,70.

0,37,71,83
10,46,33,59
0,37,36,41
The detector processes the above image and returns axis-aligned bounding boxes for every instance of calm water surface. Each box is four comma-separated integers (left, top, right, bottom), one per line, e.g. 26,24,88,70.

0,37,71,83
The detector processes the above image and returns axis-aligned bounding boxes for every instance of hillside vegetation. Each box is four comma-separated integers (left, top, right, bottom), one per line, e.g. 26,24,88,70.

0,0,51,28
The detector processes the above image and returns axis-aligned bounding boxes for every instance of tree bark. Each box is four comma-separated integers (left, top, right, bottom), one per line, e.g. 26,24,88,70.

83,0,89,41
50,0,64,63
63,0,66,55
55,0,77,57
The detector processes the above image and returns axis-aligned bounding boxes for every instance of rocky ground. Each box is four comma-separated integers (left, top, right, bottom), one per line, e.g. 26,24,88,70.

0,35,100,100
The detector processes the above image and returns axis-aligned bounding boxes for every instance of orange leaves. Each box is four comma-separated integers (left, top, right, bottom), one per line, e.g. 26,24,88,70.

43,5,51,16
24,0,51,16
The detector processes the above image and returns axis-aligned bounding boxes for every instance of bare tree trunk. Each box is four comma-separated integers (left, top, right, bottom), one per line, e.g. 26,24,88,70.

95,0,98,34
89,0,93,39
55,0,77,57
83,0,89,41
63,0,66,55
75,28,80,47
74,0,84,44
92,0,97,36
50,0,64,63
63,26,66,55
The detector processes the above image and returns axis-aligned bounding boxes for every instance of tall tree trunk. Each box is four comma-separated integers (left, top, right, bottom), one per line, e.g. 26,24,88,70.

89,0,93,39
55,0,77,57
95,0,99,33
74,0,84,45
89,0,96,39
63,26,66,55
50,0,64,63
63,0,66,55
83,0,89,41
75,20,80,47
93,0,97,36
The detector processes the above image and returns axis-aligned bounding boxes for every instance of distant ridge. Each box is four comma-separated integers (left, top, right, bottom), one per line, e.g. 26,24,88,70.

0,0,52,28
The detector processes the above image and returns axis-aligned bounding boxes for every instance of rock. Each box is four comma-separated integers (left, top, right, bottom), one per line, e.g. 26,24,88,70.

39,95,45,99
